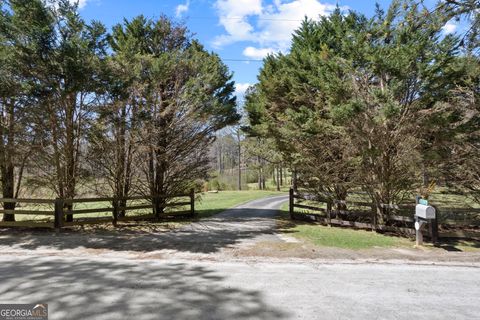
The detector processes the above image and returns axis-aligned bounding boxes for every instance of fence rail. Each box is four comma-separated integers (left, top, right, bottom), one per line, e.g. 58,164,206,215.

0,189,195,229
0,198,55,204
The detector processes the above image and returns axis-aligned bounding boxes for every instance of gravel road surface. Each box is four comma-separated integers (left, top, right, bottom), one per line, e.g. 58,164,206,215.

0,255,478,320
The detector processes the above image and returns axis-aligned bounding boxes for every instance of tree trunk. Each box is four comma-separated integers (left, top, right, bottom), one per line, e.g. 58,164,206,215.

50,110,64,199
120,146,133,218
1,100,16,221
2,165,15,221
116,105,127,218
219,144,223,174
14,151,28,199
258,169,262,190
152,112,168,218
237,142,241,191
375,203,385,227
334,185,348,219
280,166,283,186
292,168,298,192
372,192,386,227
276,165,280,191
64,96,76,223
422,162,429,188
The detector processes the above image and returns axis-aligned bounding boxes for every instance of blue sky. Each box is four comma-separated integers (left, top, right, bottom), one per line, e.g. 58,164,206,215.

76,0,452,103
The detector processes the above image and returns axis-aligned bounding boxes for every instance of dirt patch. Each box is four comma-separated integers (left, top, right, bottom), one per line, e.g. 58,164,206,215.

227,237,480,263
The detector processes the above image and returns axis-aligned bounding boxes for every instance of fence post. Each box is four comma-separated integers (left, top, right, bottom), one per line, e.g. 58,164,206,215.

289,188,294,219
327,201,332,227
54,198,64,231
190,188,195,218
152,195,160,220
430,205,439,244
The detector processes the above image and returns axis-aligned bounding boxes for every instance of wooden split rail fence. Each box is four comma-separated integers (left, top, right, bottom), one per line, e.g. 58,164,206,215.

0,189,195,229
290,189,480,240
289,189,427,236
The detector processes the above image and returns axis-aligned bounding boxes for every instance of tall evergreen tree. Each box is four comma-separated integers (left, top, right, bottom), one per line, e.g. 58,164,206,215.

0,0,55,221
89,15,240,216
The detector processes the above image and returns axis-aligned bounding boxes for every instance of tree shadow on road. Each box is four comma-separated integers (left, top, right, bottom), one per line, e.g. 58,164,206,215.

0,257,288,320
433,237,480,252
0,208,290,254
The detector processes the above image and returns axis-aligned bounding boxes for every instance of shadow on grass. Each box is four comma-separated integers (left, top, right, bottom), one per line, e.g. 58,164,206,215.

0,206,288,254
0,257,288,320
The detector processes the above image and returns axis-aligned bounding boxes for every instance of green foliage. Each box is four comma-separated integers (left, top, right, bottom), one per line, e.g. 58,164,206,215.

330,100,365,123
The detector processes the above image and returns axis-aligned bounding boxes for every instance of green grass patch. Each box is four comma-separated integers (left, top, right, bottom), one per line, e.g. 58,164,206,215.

287,224,412,249
428,191,480,209
279,203,413,250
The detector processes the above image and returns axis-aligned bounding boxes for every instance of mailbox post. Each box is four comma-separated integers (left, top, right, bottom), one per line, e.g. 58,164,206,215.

414,204,436,246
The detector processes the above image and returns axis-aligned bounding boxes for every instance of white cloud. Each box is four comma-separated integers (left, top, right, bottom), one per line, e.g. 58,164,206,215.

214,0,263,46
243,46,276,59
234,82,252,101
68,0,88,9
176,1,190,17
257,0,335,50
216,0,263,18
47,0,88,9
442,22,457,34
77,0,87,8
213,0,337,51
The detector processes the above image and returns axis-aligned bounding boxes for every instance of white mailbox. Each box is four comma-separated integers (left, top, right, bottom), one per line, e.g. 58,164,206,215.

415,204,436,220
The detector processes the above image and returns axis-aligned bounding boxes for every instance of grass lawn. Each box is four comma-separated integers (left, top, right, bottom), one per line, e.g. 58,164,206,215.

285,224,413,249
428,191,480,208
278,203,413,250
